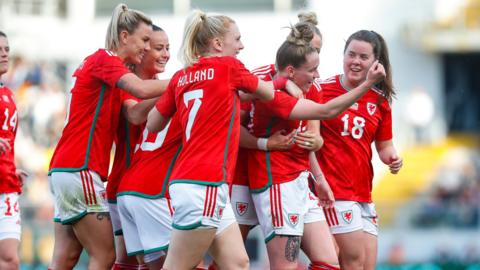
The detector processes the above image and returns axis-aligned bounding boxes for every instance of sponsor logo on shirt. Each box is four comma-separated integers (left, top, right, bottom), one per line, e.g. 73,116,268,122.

367,102,377,115
236,202,248,216
341,210,353,224
288,213,300,226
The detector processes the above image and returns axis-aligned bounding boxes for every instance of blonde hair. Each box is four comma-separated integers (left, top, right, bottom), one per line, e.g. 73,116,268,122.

105,3,152,51
297,11,321,38
276,22,317,70
179,10,235,67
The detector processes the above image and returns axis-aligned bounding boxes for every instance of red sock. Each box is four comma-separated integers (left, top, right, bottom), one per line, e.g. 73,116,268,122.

308,261,341,270
112,262,141,270
207,262,218,270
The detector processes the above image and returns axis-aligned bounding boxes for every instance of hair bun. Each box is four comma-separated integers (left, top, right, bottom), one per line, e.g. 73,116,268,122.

298,11,318,26
286,22,313,46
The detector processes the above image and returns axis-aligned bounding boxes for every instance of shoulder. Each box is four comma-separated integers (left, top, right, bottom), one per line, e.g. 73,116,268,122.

252,64,276,79
369,87,391,107
318,75,338,86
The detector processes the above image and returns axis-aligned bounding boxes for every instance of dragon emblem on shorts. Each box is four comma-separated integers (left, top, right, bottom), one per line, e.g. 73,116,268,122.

236,202,248,216
341,210,353,224
288,213,300,226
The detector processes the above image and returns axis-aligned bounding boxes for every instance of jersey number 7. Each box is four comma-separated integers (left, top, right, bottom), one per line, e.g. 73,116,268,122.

183,89,203,141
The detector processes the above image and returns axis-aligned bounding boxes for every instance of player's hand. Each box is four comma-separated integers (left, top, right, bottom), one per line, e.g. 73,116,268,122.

267,130,295,151
0,138,11,155
366,60,386,86
15,169,29,187
313,174,335,209
294,131,323,151
388,155,403,174
285,80,304,99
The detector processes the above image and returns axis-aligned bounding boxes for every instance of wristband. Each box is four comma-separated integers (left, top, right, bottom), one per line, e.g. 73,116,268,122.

272,76,288,90
257,138,268,151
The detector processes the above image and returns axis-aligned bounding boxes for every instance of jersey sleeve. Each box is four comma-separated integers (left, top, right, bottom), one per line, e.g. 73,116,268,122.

120,90,140,103
92,50,131,88
260,90,298,120
155,82,176,118
305,82,322,103
375,101,393,141
229,57,259,94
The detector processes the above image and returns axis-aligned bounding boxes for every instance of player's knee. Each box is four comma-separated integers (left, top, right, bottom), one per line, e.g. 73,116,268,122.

339,250,364,269
0,253,20,270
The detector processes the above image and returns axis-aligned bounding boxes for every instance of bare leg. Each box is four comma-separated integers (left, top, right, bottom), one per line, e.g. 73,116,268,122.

334,230,365,270
301,221,339,266
72,212,115,270
50,223,83,270
363,232,378,270
114,235,141,266
0,238,19,270
163,228,216,270
265,235,300,270
208,223,249,269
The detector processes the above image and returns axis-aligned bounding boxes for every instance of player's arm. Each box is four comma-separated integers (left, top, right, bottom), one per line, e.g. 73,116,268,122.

239,126,294,151
309,152,334,208
146,108,170,133
117,73,170,99
375,139,403,174
288,61,385,120
254,78,303,101
123,98,159,125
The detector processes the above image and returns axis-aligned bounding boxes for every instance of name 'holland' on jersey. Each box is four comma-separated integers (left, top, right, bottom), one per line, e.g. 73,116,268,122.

177,68,215,87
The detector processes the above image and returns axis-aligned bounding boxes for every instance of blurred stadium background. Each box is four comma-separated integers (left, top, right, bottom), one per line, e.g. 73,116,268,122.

0,0,479,269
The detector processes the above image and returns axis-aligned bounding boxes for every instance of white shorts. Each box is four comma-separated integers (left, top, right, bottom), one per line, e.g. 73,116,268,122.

108,202,122,236
304,191,326,224
169,183,236,235
252,171,310,242
49,170,109,224
117,195,174,256
324,200,379,236
230,184,258,226
0,193,21,241
48,178,61,223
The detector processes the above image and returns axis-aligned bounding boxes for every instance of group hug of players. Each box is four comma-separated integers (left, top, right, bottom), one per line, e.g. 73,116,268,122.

0,3,403,270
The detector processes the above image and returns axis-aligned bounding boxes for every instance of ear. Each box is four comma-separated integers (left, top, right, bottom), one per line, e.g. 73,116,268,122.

119,30,129,45
211,37,223,52
285,65,295,79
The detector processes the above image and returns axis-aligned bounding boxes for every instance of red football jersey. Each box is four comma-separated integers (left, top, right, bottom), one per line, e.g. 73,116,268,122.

49,49,130,180
233,101,253,186
0,86,19,193
316,75,392,202
247,77,318,192
106,92,143,201
117,114,182,198
155,56,258,185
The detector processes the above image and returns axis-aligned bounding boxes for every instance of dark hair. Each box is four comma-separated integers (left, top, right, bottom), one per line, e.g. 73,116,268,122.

344,30,395,102
0,31,7,38
152,24,164,32
276,22,318,70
